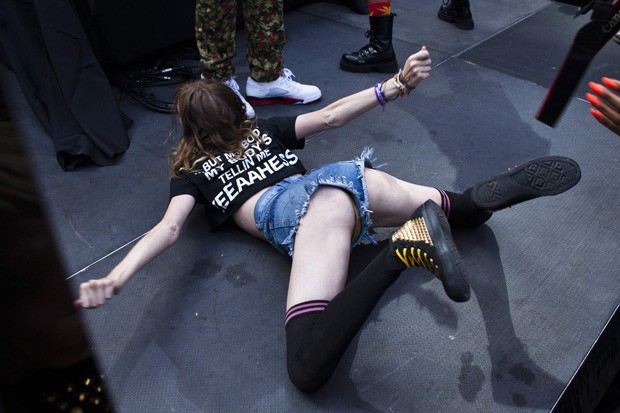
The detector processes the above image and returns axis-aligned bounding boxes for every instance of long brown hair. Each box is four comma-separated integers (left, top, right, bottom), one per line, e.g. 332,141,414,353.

169,79,254,176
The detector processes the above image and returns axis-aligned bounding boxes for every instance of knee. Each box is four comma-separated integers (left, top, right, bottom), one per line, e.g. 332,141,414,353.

287,361,330,394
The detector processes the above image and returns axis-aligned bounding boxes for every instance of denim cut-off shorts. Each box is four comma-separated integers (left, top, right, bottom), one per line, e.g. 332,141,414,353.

254,148,379,256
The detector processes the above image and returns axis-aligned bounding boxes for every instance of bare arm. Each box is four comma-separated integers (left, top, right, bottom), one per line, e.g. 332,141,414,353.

587,77,620,136
75,194,196,308
295,46,432,139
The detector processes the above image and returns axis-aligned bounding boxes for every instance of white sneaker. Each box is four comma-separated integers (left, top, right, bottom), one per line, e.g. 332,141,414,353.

245,68,322,105
223,77,256,119
200,73,255,118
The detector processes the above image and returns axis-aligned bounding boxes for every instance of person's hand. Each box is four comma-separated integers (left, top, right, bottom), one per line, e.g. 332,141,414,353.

400,46,432,91
586,77,620,136
74,277,119,309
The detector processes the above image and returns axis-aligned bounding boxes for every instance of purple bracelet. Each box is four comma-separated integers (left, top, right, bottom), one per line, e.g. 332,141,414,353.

374,82,387,107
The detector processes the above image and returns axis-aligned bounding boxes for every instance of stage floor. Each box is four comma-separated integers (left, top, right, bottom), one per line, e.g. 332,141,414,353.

2,0,620,411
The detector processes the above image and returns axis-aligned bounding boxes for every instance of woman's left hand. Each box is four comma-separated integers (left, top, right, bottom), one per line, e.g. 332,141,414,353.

587,77,620,136
400,46,432,91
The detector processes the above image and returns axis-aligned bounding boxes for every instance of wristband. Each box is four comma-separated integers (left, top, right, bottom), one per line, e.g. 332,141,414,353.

374,82,388,107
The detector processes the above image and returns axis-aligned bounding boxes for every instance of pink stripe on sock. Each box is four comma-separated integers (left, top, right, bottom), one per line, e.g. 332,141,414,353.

285,302,328,318
285,300,329,316
438,189,450,218
285,307,326,325
285,301,328,325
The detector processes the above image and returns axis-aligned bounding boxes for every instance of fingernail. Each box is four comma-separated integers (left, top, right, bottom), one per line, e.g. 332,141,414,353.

602,77,617,89
588,81,604,95
590,108,603,120
585,92,600,106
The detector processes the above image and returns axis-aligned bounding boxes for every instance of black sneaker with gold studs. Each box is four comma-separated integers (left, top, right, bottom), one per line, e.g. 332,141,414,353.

389,200,470,302
471,156,581,211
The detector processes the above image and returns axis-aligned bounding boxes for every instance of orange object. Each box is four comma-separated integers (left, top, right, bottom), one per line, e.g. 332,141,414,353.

588,81,605,95
602,77,618,89
585,92,600,106
590,108,603,120
369,1,390,16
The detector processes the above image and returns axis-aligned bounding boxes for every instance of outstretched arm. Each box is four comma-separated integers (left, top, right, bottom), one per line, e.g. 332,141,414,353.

295,46,432,139
75,194,196,309
587,77,620,136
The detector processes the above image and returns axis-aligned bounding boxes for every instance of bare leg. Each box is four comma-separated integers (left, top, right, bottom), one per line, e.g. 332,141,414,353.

287,186,356,309
365,168,441,227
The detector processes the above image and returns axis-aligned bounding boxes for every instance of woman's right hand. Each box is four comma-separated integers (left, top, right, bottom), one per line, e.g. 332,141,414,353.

74,277,119,309
73,195,196,310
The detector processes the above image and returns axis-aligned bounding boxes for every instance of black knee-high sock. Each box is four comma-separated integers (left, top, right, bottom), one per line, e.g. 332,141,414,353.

436,188,492,229
285,248,403,393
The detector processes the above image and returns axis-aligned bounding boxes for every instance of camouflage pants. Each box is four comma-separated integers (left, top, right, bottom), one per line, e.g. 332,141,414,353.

195,0,285,82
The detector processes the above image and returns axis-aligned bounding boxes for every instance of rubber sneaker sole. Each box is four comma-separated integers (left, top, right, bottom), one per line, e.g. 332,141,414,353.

393,201,470,302
246,92,321,106
471,156,581,211
246,96,311,105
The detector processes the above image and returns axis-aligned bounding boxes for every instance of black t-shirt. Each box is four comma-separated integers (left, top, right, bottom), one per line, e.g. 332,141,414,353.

169,116,306,230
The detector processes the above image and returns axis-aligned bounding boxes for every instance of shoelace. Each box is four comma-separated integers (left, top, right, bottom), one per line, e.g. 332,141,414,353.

391,217,439,273
395,247,438,274
279,68,304,91
359,31,379,53
281,68,295,81
224,77,241,92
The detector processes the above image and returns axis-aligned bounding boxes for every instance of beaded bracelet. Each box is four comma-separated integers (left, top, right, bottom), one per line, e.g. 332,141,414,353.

375,73,411,108
382,78,400,102
393,69,413,95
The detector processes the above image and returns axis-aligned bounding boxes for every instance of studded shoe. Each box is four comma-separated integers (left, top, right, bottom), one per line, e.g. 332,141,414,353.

389,200,470,302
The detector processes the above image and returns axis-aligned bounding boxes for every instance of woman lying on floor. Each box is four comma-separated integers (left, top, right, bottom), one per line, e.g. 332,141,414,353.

75,46,581,393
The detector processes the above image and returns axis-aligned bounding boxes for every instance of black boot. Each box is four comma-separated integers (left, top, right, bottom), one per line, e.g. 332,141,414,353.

437,0,474,30
340,14,398,73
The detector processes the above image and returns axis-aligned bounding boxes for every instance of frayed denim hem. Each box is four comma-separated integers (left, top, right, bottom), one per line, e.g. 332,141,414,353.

254,148,380,257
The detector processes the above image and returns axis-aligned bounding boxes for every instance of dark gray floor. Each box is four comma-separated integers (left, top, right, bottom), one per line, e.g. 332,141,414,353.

3,0,620,411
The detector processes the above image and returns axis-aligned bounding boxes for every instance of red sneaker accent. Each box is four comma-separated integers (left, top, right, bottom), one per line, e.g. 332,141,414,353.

246,96,305,106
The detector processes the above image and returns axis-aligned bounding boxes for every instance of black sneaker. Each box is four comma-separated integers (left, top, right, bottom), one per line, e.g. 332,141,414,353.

471,156,581,211
389,200,470,302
